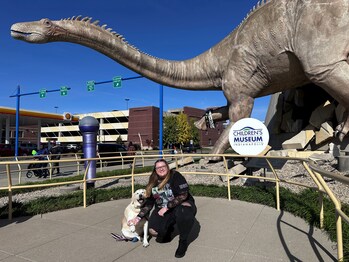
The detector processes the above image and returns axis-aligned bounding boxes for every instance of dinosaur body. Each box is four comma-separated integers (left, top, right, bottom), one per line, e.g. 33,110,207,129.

10,0,349,155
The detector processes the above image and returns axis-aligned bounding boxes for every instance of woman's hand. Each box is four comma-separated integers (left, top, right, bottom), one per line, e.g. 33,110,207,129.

158,207,169,217
127,216,141,226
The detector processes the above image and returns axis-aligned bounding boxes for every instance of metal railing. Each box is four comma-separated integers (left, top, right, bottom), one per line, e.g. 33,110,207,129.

0,152,84,183
0,152,348,261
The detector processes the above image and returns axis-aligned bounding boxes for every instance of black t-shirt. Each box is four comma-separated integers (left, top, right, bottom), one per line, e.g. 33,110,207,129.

138,171,193,218
151,171,190,208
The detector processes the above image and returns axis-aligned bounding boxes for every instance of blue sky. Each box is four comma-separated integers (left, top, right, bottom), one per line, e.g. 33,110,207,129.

2,0,269,120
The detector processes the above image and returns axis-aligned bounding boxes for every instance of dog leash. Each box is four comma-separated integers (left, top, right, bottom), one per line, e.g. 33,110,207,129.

110,233,139,242
111,233,129,241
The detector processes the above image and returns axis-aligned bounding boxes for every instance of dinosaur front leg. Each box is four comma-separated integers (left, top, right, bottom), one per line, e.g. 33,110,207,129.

194,106,229,130
209,94,254,160
335,111,349,141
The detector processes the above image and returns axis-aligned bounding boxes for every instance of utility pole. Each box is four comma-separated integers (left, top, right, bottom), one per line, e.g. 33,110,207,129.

159,85,163,155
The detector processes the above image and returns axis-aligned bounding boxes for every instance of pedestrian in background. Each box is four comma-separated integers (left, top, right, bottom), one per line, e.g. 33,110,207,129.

49,142,62,174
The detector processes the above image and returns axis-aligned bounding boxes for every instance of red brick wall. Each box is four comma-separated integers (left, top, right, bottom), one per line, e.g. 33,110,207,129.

127,106,225,149
127,106,159,148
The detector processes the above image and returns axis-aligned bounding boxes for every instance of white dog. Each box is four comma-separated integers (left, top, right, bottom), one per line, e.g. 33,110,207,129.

120,189,149,247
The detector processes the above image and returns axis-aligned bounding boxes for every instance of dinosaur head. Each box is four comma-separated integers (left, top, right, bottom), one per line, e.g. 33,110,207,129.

11,18,66,43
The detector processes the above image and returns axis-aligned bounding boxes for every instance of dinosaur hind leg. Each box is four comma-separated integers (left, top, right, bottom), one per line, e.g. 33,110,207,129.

308,61,349,141
208,122,233,161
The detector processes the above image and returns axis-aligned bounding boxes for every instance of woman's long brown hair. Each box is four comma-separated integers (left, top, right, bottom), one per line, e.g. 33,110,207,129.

145,159,172,197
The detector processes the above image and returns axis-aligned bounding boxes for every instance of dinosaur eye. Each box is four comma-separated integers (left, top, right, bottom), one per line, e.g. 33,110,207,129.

41,19,52,27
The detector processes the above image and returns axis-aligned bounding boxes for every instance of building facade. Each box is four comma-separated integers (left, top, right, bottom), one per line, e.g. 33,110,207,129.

39,106,224,148
127,106,159,149
167,106,225,147
41,110,129,144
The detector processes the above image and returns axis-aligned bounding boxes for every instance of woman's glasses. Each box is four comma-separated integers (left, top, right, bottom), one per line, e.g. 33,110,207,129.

155,165,167,170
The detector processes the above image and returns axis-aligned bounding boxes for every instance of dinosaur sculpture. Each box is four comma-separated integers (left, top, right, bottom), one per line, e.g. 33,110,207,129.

10,0,349,156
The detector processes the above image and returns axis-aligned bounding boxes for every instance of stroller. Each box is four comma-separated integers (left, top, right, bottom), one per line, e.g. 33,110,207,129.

26,155,49,178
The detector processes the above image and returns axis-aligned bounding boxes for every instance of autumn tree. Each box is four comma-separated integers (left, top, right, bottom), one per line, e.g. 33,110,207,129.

177,113,191,147
116,135,124,145
189,118,200,145
163,115,178,148
163,113,200,149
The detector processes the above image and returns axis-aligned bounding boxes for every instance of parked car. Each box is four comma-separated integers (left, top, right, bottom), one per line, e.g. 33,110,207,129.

97,143,127,157
0,144,15,157
96,143,130,166
66,143,80,152
20,143,38,155
0,143,29,156
182,143,201,153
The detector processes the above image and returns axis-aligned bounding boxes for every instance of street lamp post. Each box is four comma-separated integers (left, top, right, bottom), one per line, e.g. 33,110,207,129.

54,106,58,113
125,98,130,110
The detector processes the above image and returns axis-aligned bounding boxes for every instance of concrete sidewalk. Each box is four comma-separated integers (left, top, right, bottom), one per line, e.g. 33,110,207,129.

0,197,337,261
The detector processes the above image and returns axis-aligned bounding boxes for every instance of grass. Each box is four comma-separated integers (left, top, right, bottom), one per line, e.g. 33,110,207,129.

0,168,348,260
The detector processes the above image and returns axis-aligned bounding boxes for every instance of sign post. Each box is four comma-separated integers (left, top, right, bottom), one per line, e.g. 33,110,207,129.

60,86,68,96
112,76,122,88
39,89,47,98
87,80,95,91
10,86,71,156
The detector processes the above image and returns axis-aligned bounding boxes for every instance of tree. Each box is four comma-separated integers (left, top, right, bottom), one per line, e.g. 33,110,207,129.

177,113,191,147
116,135,124,145
189,118,200,145
163,115,178,148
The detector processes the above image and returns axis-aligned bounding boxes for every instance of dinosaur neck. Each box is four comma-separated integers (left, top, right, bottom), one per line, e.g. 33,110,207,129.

56,20,221,90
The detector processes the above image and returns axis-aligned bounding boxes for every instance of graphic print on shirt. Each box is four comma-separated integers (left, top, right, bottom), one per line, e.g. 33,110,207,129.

152,183,175,208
